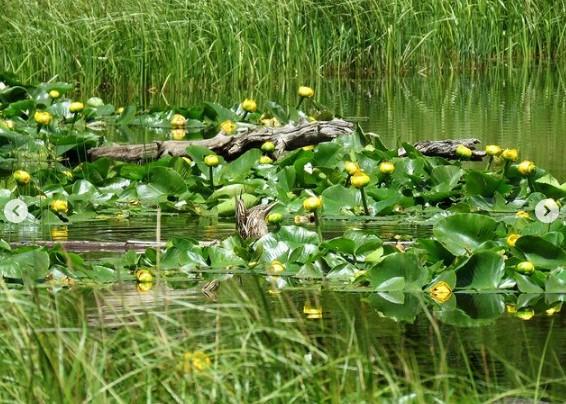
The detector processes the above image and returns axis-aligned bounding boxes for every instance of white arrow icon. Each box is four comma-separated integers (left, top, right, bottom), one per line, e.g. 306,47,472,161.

535,199,560,224
4,199,28,224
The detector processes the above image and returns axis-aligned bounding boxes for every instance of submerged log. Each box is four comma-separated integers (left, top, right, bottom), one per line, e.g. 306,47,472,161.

89,119,355,162
398,138,486,160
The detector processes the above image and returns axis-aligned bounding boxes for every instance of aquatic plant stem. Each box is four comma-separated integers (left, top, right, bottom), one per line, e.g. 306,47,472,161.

209,166,214,190
360,187,369,216
313,209,322,239
486,156,493,171
296,96,305,110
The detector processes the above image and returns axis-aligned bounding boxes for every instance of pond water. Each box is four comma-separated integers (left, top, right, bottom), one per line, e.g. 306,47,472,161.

4,69,566,400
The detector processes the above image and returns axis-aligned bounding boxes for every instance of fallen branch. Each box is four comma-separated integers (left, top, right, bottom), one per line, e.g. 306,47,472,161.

89,119,355,162
398,138,486,160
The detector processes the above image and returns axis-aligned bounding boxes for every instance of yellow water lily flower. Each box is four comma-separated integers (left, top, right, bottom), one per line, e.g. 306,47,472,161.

351,172,370,188
34,111,52,126
171,129,186,140
137,282,153,293
303,196,322,212
135,268,153,283
456,145,472,159
261,117,281,127
62,170,73,179
261,141,275,153
506,233,520,248
50,199,68,214
268,260,285,275
259,155,273,165
170,113,187,128
344,161,359,176
515,210,530,219
116,107,124,114
50,226,68,241
204,154,220,167
506,304,517,314
267,212,283,224
501,148,519,161
241,98,257,113
515,261,535,275
517,160,536,176
302,145,315,151
220,120,237,135
379,161,395,175
485,145,502,156
429,281,452,304
298,86,315,98
13,170,31,185
181,351,211,373
303,303,323,319
545,304,561,316
69,102,84,113
515,308,535,321
48,90,60,99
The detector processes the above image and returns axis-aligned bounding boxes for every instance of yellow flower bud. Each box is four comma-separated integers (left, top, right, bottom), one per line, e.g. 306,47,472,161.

302,145,315,151
485,144,502,156
69,102,84,113
261,141,275,152
137,282,153,293
303,196,322,212
204,154,220,167
429,281,452,304
517,160,536,176
136,268,153,283
506,233,520,248
379,161,395,175
267,212,283,224
220,120,237,135
515,308,535,321
13,170,31,185
344,161,359,176
545,304,561,316
456,145,473,159
50,199,68,214
48,90,60,99
516,261,535,275
506,304,517,314
501,148,519,161
261,117,280,127
268,260,285,275
170,113,187,128
34,111,52,126
170,129,186,140
516,210,530,219
351,173,370,188
259,155,273,165
241,98,257,113
298,86,315,98
303,303,323,319
116,107,124,114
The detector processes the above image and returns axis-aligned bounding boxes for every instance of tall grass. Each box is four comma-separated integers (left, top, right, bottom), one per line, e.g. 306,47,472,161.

2,0,566,95
0,278,565,402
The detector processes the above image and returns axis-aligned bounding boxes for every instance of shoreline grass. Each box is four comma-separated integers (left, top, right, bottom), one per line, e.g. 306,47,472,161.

1,280,565,402
3,0,566,95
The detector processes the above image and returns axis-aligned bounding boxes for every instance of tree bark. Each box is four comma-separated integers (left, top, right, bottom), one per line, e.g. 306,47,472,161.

88,119,355,162
398,138,486,160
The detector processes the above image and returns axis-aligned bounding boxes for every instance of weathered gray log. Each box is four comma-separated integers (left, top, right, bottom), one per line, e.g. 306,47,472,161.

398,138,486,160
89,119,355,162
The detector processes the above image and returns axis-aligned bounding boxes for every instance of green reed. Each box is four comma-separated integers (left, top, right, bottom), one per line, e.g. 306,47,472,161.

2,0,566,96
0,278,565,402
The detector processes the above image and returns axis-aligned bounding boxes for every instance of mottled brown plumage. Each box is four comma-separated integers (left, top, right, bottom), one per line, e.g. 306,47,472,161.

235,196,276,239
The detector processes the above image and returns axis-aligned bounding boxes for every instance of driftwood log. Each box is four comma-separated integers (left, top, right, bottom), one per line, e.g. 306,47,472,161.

398,138,486,160
89,119,355,162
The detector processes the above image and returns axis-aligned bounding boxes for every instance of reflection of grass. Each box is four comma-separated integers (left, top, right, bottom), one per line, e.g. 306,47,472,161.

0,280,564,402
4,1,566,93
